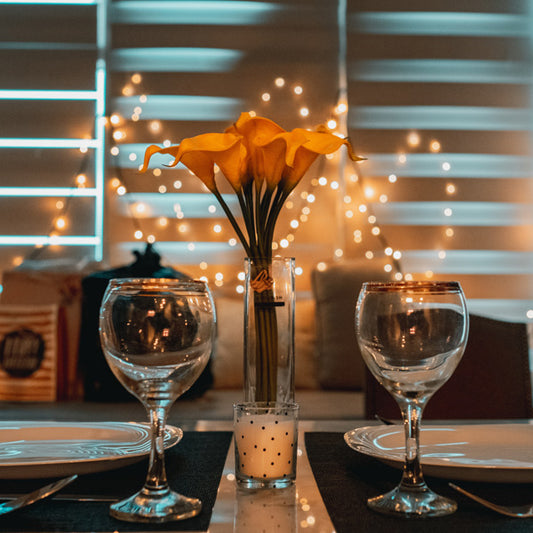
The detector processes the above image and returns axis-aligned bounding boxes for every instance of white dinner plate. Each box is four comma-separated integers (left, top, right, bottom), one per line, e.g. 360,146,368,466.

345,424,533,483
0,421,182,479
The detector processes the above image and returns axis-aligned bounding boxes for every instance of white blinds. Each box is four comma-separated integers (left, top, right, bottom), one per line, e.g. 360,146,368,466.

0,1,106,271
346,2,533,321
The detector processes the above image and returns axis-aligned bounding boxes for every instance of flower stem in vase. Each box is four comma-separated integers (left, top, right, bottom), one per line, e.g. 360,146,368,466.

245,257,294,404
253,283,279,402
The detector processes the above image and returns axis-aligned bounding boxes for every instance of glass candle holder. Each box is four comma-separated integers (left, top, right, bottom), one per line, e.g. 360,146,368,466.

234,402,299,489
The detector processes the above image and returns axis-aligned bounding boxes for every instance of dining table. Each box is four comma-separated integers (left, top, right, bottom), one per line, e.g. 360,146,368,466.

0,401,531,532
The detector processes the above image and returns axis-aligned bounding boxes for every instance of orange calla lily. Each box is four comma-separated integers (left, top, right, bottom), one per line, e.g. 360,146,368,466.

226,112,285,142
274,127,364,193
140,113,363,259
140,133,245,193
255,135,289,191
226,112,286,188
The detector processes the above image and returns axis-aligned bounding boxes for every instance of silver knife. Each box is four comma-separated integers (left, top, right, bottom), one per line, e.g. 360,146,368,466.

0,493,118,502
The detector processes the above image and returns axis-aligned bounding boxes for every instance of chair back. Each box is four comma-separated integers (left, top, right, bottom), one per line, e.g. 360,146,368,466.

364,314,533,419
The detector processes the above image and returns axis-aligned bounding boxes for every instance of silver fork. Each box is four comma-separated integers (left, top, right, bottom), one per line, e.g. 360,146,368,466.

449,483,533,518
0,475,77,516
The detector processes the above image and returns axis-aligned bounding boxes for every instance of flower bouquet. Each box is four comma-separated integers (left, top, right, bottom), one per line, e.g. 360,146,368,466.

141,112,361,402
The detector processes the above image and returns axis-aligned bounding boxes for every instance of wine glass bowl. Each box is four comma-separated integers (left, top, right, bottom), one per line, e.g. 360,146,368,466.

99,278,215,522
356,281,469,517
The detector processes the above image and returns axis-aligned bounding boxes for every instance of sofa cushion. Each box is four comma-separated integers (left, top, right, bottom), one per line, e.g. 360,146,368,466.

311,260,390,390
213,296,319,390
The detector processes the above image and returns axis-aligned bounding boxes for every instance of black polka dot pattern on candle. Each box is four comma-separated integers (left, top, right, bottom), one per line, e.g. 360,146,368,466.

234,412,297,481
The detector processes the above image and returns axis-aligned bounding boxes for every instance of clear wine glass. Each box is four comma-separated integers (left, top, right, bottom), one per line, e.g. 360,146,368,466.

99,278,216,523
355,281,469,517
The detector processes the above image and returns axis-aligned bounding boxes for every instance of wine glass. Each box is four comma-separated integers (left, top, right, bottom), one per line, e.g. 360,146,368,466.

99,278,215,522
355,281,469,517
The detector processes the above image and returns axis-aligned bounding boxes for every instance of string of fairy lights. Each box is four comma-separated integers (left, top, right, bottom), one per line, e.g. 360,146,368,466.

106,73,406,291
342,131,460,282
106,74,376,289
11,152,92,268
15,72,462,293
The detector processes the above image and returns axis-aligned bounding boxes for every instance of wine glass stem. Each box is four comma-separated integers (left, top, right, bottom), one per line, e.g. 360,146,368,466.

144,405,170,493
399,401,426,489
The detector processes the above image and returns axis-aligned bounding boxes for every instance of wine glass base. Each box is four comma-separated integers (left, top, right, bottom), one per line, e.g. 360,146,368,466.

109,488,202,523
368,485,457,518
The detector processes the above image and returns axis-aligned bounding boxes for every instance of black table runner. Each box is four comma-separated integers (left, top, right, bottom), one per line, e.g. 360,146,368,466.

0,431,232,532
305,432,533,533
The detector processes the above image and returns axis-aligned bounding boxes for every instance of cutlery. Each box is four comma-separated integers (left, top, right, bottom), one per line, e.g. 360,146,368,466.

51,494,118,502
1,493,117,502
374,414,398,425
0,475,77,516
449,483,533,518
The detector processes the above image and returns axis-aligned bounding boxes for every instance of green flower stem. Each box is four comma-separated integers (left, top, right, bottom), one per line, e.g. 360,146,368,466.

255,186,266,255
212,188,252,257
258,187,274,236
264,188,288,252
250,259,278,402
216,178,288,404
241,182,258,252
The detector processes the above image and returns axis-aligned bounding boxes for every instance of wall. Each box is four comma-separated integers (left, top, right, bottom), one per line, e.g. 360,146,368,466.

1,0,532,321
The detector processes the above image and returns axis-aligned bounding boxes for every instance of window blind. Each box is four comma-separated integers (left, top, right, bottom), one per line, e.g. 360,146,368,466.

346,1,533,321
0,0,106,275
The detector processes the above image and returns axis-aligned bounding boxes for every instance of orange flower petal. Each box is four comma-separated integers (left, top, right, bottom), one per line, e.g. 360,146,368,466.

140,133,244,192
227,112,286,185
290,128,360,161
142,115,363,204
257,137,288,189
226,112,285,141
313,125,365,162
258,127,363,192
139,144,176,172
211,141,248,191
257,130,317,192
282,149,320,192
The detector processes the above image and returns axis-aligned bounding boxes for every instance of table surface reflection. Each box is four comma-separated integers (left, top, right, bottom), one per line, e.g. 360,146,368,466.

200,420,354,533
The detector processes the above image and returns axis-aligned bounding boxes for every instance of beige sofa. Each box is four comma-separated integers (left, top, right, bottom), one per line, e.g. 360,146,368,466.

0,260,390,420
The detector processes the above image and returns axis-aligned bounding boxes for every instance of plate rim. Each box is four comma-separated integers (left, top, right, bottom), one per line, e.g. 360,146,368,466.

0,420,182,469
345,423,533,482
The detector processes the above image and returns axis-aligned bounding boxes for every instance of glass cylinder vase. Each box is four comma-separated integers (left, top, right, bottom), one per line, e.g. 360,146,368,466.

243,257,295,404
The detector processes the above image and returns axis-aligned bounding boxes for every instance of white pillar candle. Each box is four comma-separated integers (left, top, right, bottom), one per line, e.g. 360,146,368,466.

235,412,296,480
